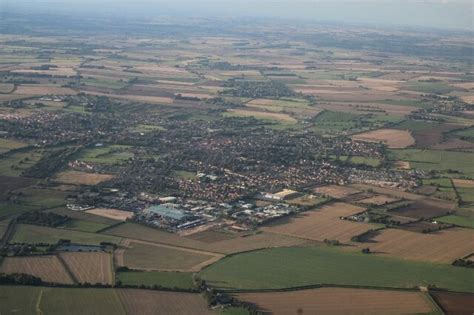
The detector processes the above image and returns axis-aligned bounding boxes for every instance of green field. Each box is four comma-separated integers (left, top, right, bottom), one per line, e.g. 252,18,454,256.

117,271,196,289
0,138,28,154
11,224,121,245
389,149,474,177
77,145,133,164
348,156,381,167
200,246,474,292
61,219,111,233
0,286,41,314
0,150,44,176
422,178,457,201
403,82,456,94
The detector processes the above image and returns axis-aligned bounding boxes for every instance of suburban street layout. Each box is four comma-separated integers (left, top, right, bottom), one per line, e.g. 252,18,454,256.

0,1,473,314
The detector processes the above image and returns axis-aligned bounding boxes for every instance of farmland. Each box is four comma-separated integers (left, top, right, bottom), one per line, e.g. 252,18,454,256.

0,6,473,314
200,246,474,292
235,288,438,315
0,256,74,284
59,252,114,284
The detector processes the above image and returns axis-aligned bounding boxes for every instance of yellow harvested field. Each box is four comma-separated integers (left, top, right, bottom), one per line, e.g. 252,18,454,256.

451,82,474,89
226,109,297,123
14,85,77,95
352,128,415,149
54,170,114,185
59,252,113,284
460,94,474,104
12,67,77,77
86,91,174,104
0,83,15,94
313,185,360,199
262,202,372,243
452,179,474,188
356,228,474,263
0,256,73,284
235,287,435,315
118,289,213,315
85,208,134,221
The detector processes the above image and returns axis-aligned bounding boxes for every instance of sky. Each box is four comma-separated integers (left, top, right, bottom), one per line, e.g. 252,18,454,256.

2,0,473,30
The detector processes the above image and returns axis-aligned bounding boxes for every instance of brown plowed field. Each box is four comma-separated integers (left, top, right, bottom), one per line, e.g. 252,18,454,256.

431,292,474,315
117,289,213,315
352,128,415,149
235,287,435,315
356,228,474,263
262,202,373,243
59,252,113,284
0,256,73,284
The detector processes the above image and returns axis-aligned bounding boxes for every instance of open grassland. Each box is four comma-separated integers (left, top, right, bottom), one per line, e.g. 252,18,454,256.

200,246,474,292
352,128,415,148
235,288,438,315
431,292,474,315
61,219,111,233
117,289,213,315
0,286,211,315
117,271,195,289
388,149,474,177
313,185,361,199
117,239,222,272
11,224,121,245
85,208,134,221
59,252,114,284
437,213,474,229
76,145,133,165
104,222,311,254
0,138,28,154
261,202,373,243
0,150,43,177
47,206,120,225
0,255,73,284
19,187,67,208
54,170,114,185
354,228,474,263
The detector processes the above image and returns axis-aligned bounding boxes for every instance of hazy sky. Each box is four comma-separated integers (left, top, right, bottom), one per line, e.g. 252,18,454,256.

2,0,473,30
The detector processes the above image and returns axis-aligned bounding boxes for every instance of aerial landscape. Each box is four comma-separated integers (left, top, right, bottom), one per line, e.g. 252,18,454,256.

0,0,473,314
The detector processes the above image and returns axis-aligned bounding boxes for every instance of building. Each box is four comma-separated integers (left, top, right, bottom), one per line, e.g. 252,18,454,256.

144,205,190,222
263,189,299,201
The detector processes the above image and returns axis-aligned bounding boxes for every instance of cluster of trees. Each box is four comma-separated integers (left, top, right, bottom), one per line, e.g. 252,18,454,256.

18,211,69,227
0,273,43,285
452,259,474,268
22,147,79,178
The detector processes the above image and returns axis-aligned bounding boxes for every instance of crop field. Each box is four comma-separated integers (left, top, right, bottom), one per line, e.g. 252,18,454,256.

358,195,400,206
0,175,36,197
54,170,114,185
117,289,213,315
117,271,195,289
224,109,297,124
352,128,415,148
85,208,134,221
262,202,373,243
235,288,437,315
430,292,474,315
0,150,44,177
117,239,223,271
350,183,425,200
47,207,121,225
388,149,474,177
200,246,474,292
104,222,310,254
313,185,361,199
437,213,474,229
18,187,67,208
186,229,238,243
0,286,42,314
11,224,121,245
0,138,28,154
59,252,114,284
0,256,74,284
355,228,474,263
61,219,111,233
388,198,455,219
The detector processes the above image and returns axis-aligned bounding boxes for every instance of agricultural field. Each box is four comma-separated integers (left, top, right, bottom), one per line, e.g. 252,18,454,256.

85,208,134,221
116,239,223,271
11,224,121,245
59,252,114,284
0,255,74,284
200,246,474,292
54,170,114,185
261,202,373,243
353,228,474,263
117,271,195,289
0,138,28,154
351,128,415,148
61,219,111,233
431,292,474,315
235,288,438,315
